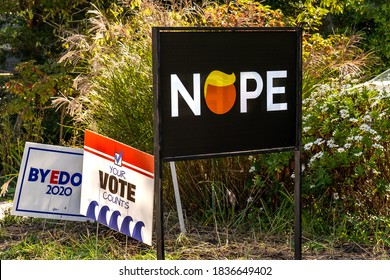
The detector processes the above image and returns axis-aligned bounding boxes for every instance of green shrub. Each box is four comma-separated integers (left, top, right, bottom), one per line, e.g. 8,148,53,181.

302,78,389,220
332,1,390,70
0,61,74,196
199,0,286,27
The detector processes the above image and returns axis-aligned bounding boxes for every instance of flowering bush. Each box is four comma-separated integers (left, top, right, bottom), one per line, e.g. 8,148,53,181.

245,76,389,238
302,77,389,222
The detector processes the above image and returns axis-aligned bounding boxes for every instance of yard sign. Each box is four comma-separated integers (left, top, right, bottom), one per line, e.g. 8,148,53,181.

80,130,154,245
12,142,86,221
153,27,302,259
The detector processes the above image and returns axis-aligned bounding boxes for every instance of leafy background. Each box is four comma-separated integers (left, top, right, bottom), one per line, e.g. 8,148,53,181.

0,0,389,259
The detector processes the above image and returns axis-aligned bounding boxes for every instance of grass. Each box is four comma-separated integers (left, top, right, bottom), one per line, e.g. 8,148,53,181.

0,215,154,260
1,209,389,260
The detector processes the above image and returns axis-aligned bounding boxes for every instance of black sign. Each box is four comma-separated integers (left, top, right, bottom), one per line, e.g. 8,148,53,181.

153,27,303,260
154,27,302,160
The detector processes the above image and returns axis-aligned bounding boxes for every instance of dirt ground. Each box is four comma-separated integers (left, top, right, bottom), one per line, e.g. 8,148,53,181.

163,221,390,260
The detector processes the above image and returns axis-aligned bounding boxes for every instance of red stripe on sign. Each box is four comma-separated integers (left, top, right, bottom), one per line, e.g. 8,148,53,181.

84,146,154,179
84,130,154,175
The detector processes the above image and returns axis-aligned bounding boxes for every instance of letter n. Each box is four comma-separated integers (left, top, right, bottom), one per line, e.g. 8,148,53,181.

171,74,201,117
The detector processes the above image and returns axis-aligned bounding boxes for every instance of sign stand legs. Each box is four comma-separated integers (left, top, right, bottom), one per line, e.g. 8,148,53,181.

156,161,165,260
156,154,302,260
156,162,186,260
170,162,186,234
294,149,302,260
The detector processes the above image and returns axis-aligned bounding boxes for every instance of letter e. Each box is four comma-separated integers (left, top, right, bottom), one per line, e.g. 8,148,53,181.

267,71,288,111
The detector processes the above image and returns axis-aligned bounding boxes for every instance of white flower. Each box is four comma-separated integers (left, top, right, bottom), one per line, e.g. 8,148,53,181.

320,104,329,113
349,118,358,123
337,148,345,153
314,138,325,145
316,84,331,93
249,166,256,173
333,193,340,200
354,135,363,141
362,115,372,122
354,152,363,157
379,112,386,119
360,123,371,131
344,143,352,149
327,138,339,148
309,151,324,166
340,109,349,119
372,143,384,150
304,142,314,151
359,124,378,134
303,126,311,133
372,169,381,175
247,196,254,203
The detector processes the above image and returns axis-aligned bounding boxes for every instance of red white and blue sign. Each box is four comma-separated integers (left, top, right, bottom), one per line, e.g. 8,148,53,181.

80,130,154,245
11,142,87,221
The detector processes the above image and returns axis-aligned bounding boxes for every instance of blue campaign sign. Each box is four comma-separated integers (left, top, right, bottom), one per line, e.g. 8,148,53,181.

12,142,87,221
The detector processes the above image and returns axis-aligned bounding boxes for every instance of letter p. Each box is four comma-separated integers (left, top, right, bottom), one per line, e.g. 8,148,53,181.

240,72,263,113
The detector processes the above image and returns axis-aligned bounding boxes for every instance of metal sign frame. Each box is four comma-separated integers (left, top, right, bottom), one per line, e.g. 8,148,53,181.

153,27,302,260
